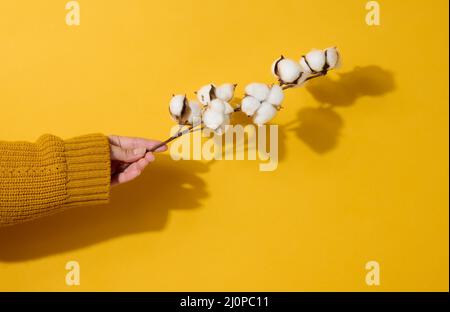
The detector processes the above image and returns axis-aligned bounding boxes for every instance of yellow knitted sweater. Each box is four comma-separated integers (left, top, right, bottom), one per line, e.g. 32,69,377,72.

0,134,111,227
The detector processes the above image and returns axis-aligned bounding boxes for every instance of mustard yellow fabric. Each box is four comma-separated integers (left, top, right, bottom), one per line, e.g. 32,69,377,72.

0,134,111,226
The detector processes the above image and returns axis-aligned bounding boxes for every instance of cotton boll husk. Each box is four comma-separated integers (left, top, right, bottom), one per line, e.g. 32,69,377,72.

169,95,186,118
209,99,226,113
275,58,301,83
266,85,284,106
196,84,216,105
325,47,340,69
271,56,284,76
304,49,326,73
253,101,277,125
241,96,262,117
187,100,202,125
215,83,236,102
202,108,225,130
299,57,313,74
294,71,311,87
245,83,270,102
223,101,235,114
189,100,202,115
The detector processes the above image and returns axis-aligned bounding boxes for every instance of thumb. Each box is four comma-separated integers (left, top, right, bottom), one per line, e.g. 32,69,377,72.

110,145,146,163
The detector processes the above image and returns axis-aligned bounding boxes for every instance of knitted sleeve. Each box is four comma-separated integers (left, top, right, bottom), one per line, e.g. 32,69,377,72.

0,134,111,226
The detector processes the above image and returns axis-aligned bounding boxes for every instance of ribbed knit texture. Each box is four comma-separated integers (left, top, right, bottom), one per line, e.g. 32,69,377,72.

0,134,111,226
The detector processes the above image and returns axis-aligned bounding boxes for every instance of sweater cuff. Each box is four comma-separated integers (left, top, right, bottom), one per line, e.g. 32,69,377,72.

63,134,111,207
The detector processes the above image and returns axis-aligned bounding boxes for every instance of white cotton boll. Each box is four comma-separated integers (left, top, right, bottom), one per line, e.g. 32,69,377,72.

245,83,270,102
223,101,235,114
303,49,326,73
293,71,311,88
299,57,313,74
215,114,231,135
187,100,202,125
169,95,186,118
266,85,284,106
209,99,226,114
325,47,340,69
274,58,301,84
241,96,262,117
196,84,216,105
253,101,277,126
202,108,225,130
215,83,236,102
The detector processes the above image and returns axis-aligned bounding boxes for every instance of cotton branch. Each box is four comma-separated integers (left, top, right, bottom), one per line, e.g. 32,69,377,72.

160,47,341,150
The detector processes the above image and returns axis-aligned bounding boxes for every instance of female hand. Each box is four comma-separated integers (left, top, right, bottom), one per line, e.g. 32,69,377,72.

108,135,167,186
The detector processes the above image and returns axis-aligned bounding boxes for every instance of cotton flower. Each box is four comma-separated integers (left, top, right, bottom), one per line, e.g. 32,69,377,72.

241,96,261,117
187,100,202,125
215,83,237,102
253,101,277,126
295,71,311,87
202,98,234,134
169,94,190,124
324,47,340,70
272,56,302,84
209,97,235,114
202,108,224,130
162,46,341,146
196,84,216,105
266,85,284,107
300,47,341,75
245,82,270,102
300,49,326,74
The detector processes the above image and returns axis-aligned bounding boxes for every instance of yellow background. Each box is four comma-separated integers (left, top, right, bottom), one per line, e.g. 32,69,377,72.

0,0,448,291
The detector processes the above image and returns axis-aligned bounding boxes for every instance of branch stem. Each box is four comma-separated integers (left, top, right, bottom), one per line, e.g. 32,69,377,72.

148,125,202,152
281,73,324,90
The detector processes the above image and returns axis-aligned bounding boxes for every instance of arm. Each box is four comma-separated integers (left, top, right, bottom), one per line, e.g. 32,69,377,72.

0,134,111,226
0,133,166,227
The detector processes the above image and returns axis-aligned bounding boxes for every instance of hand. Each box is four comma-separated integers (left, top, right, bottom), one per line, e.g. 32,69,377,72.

108,135,167,186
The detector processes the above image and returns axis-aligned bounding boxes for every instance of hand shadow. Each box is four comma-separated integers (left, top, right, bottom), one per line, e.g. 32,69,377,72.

0,155,209,262
282,65,396,154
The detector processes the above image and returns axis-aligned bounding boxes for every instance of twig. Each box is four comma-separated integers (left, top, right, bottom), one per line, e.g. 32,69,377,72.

148,125,203,152
281,73,325,90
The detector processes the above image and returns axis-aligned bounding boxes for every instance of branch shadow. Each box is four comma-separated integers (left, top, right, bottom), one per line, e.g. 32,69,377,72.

282,65,396,154
0,155,210,262
306,65,396,107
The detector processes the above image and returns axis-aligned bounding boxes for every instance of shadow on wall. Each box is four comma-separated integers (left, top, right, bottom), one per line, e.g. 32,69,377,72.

281,65,396,154
0,67,394,261
0,155,210,262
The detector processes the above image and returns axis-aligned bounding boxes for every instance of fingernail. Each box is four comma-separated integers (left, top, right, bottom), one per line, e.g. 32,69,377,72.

133,147,146,156
146,153,155,161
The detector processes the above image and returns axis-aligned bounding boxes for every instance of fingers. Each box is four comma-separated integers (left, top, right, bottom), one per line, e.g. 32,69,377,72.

110,145,147,163
108,135,167,153
111,152,155,186
150,143,168,153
